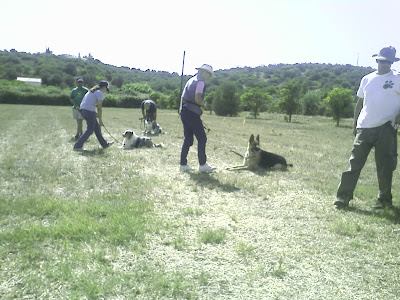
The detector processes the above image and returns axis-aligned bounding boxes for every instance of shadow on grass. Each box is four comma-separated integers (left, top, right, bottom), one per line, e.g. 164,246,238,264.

189,172,240,193
225,168,284,176
338,124,353,129
345,206,400,224
75,149,109,156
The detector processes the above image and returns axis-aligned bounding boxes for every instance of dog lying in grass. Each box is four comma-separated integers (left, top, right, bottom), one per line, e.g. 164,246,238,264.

227,134,292,171
122,130,163,149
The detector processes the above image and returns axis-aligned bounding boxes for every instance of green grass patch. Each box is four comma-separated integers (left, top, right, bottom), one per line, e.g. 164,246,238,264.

199,228,227,244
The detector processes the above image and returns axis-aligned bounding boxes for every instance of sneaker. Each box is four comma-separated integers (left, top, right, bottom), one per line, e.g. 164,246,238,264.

73,147,84,152
103,141,114,149
334,198,350,209
199,163,216,172
74,134,80,140
180,165,194,172
372,199,393,209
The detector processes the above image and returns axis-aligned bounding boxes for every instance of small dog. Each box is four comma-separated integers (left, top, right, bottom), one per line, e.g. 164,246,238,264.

122,130,163,149
227,134,292,171
144,120,162,135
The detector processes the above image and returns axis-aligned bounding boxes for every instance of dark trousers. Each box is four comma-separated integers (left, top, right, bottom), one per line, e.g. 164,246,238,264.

337,122,397,202
74,109,107,149
180,108,207,166
146,112,156,122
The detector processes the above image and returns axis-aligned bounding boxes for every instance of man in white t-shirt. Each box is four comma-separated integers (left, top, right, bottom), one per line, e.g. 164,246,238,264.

335,46,400,209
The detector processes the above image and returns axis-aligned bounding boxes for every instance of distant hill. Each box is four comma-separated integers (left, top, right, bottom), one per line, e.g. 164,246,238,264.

0,49,183,90
0,49,374,113
0,49,373,91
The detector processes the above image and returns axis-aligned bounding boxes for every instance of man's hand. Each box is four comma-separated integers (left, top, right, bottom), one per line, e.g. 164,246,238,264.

352,122,357,136
395,112,400,124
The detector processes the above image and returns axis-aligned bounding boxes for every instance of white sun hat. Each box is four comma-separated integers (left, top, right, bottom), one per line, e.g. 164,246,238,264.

195,64,215,76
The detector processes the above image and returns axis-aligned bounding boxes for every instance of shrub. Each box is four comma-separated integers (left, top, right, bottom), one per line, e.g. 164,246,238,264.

0,80,69,105
301,90,323,116
213,82,240,116
323,87,354,126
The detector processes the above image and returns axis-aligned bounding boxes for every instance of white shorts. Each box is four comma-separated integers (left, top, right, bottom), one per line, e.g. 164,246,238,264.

72,107,83,120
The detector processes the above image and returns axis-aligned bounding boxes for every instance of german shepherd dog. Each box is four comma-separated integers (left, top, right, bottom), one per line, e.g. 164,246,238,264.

227,134,292,171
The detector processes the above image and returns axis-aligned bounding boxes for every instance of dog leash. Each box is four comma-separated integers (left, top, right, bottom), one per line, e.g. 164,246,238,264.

102,124,122,144
229,149,244,158
202,119,211,133
139,118,146,130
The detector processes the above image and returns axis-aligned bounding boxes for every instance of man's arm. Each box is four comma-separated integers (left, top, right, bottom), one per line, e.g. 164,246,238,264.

353,97,363,135
195,81,206,109
70,90,75,105
195,93,206,108
97,100,103,126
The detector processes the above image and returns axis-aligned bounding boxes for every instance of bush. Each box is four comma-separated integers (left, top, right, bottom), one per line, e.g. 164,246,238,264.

213,82,240,116
240,88,270,118
301,90,323,116
103,94,118,107
323,87,354,126
0,80,70,105
118,95,144,108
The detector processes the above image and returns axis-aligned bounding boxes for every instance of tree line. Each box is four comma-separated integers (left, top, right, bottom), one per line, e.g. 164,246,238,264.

0,49,374,125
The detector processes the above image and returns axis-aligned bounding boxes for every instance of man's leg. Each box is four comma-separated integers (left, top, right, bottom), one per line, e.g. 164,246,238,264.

192,118,207,166
180,110,194,166
336,130,372,206
77,119,83,135
93,121,108,148
374,124,397,207
74,110,95,149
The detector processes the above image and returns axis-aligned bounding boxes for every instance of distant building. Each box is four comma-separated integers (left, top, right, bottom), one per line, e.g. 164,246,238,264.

17,77,42,86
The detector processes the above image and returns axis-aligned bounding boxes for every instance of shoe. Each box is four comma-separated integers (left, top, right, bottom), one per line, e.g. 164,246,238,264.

104,141,114,149
73,147,84,152
199,163,216,172
372,199,393,209
334,198,350,209
180,165,194,172
74,134,80,140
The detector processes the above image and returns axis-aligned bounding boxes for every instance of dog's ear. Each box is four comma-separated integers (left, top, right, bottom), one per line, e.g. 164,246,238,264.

249,134,254,142
256,135,260,143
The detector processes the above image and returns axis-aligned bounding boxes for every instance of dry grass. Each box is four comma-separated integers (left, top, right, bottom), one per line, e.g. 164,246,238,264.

1,104,400,299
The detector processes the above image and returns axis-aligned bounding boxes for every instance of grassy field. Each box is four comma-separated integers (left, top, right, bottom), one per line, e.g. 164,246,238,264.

1,104,400,299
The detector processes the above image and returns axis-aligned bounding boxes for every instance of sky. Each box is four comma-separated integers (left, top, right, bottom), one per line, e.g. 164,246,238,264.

1,0,399,75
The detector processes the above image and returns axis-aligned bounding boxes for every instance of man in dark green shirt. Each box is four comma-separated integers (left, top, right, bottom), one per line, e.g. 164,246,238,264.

70,78,89,139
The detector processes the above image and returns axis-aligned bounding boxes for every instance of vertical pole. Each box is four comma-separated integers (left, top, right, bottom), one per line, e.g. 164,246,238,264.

179,51,186,114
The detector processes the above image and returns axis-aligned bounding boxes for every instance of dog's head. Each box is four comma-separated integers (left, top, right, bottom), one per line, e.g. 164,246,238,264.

122,130,137,139
248,134,261,154
122,130,139,149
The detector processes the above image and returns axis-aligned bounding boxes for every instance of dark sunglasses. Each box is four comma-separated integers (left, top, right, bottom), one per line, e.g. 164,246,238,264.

376,60,392,64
